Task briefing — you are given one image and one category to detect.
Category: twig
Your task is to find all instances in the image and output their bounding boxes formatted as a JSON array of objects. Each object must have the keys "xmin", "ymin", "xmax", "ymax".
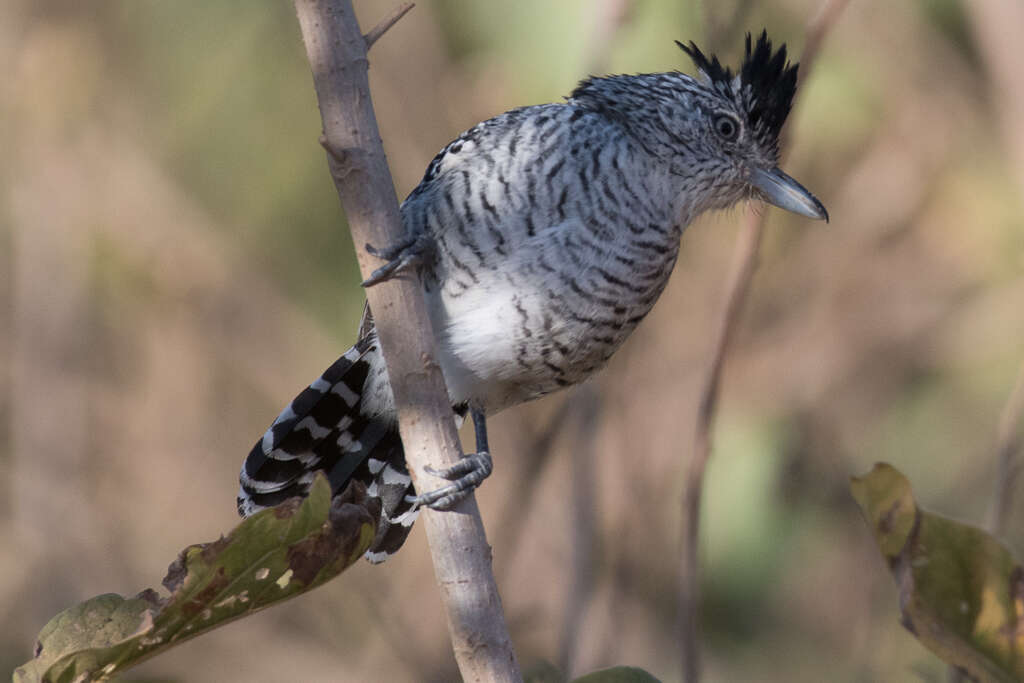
[
  {"xmin": 557, "ymin": 388, "xmax": 602, "ymax": 675},
  {"xmin": 679, "ymin": 3, "xmax": 849, "ymax": 681},
  {"xmin": 291, "ymin": 2, "xmax": 521, "ymax": 681},
  {"xmin": 556, "ymin": 5, "xmax": 634, "ymax": 675},
  {"xmin": 363, "ymin": 2, "xmax": 414, "ymax": 50},
  {"xmin": 679, "ymin": 204, "xmax": 763, "ymax": 683},
  {"xmin": 704, "ymin": 0, "xmax": 756, "ymax": 53},
  {"xmin": 988, "ymin": 361, "xmax": 1024, "ymax": 536}
]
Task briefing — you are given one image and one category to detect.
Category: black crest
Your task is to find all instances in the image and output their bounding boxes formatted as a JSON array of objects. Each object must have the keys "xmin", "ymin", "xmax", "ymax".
[{"xmin": 677, "ymin": 30, "xmax": 799, "ymax": 148}]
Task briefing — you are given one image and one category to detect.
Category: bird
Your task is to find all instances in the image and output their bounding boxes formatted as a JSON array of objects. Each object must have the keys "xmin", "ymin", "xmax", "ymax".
[{"xmin": 237, "ymin": 30, "xmax": 828, "ymax": 563}]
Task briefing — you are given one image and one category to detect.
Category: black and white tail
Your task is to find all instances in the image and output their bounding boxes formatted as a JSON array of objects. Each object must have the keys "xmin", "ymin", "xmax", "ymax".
[{"xmin": 237, "ymin": 332, "xmax": 420, "ymax": 563}]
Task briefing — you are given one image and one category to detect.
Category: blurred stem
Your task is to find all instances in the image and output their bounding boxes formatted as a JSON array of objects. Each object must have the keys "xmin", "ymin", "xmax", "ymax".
[
  {"xmin": 291, "ymin": 2, "xmax": 520, "ymax": 680},
  {"xmin": 581, "ymin": 0, "xmax": 635, "ymax": 74},
  {"xmin": 679, "ymin": 1, "xmax": 848, "ymax": 681},
  {"xmin": 558, "ymin": 4, "xmax": 634, "ymax": 677},
  {"xmin": 703, "ymin": 0, "xmax": 755, "ymax": 51},
  {"xmin": 987, "ymin": 362, "xmax": 1024, "ymax": 536}
]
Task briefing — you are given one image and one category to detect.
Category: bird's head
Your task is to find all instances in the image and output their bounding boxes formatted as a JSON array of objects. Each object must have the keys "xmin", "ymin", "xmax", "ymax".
[
  {"xmin": 672, "ymin": 30, "xmax": 828, "ymax": 222},
  {"xmin": 571, "ymin": 30, "xmax": 828, "ymax": 222}
]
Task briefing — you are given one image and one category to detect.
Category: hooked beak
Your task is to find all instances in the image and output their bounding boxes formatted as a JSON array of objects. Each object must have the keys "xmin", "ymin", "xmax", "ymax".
[{"xmin": 748, "ymin": 166, "xmax": 829, "ymax": 222}]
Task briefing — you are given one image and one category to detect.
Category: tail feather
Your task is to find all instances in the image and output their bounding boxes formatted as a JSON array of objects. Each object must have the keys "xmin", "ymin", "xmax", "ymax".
[
  {"xmin": 238, "ymin": 342, "xmax": 372, "ymax": 507},
  {"xmin": 237, "ymin": 334, "xmax": 418, "ymax": 562}
]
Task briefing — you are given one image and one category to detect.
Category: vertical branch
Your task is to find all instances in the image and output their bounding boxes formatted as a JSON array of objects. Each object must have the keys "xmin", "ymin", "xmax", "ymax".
[
  {"xmin": 679, "ymin": 203, "xmax": 763, "ymax": 683},
  {"xmin": 679, "ymin": 2, "xmax": 849, "ymax": 681},
  {"xmin": 290, "ymin": 2, "xmax": 520, "ymax": 680},
  {"xmin": 967, "ymin": 0, "xmax": 1024, "ymax": 542},
  {"xmin": 494, "ymin": 397, "xmax": 572, "ymax": 572}
]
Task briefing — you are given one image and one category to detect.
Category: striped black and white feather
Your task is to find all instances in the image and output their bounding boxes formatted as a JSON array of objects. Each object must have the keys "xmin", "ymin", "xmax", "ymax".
[{"xmin": 237, "ymin": 327, "xmax": 419, "ymax": 562}]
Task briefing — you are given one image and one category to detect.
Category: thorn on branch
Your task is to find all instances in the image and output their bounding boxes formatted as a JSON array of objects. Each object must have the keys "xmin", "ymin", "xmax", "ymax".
[
  {"xmin": 319, "ymin": 135, "xmax": 368, "ymax": 180},
  {"xmin": 319, "ymin": 133, "xmax": 342, "ymax": 160},
  {"xmin": 363, "ymin": 2, "xmax": 415, "ymax": 51}
]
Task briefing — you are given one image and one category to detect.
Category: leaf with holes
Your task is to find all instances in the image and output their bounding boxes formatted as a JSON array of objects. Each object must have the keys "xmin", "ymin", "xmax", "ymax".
[
  {"xmin": 14, "ymin": 474, "xmax": 378, "ymax": 683},
  {"xmin": 852, "ymin": 463, "xmax": 1024, "ymax": 682}
]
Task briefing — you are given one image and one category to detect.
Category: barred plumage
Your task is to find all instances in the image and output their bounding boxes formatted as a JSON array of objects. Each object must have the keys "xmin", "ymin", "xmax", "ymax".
[{"xmin": 238, "ymin": 31, "xmax": 827, "ymax": 562}]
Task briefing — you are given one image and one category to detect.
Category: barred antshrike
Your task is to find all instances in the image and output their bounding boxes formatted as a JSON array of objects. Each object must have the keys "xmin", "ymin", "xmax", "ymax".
[{"xmin": 238, "ymin": 31, "xmax": 827, "ymax": 562}]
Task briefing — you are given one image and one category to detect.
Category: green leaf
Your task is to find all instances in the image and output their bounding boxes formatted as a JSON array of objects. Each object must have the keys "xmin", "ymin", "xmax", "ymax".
[
  {"xmin": 852, "ymin": 463, "xmax": 1024, "ymax": 682},
  {"xmin": 14, "ymin": 474, "xmax": 378, "ymax": 683},
  {"xmin": 571, "ymin": 666, "xmax": 662, "ymax": 683},
  {"xmin": 523, "ymin": 659, "xmax": 566, "ymax": 683}
]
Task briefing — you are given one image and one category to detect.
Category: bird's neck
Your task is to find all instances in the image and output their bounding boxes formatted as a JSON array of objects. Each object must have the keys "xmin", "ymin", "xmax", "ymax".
[{"xmin": 573, "ymin": 74, "xmax": 721, "ymax": 231}]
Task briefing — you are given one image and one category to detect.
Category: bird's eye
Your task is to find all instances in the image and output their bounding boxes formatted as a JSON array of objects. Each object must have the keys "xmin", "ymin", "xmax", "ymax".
[{"xmin": 714, "ymin": 114, "xmax": 739, "ymax": 141}]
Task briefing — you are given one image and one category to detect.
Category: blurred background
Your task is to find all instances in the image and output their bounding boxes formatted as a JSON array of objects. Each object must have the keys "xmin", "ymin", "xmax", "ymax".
[{"xmin": 3, "ymin": 0, "xmax": 1024, "ymax": 680}]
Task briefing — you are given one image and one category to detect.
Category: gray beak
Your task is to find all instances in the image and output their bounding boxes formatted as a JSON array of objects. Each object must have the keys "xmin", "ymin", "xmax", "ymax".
[{"xmin": 748, "ymin": 167, "xmax": 829, "ymax": 222}]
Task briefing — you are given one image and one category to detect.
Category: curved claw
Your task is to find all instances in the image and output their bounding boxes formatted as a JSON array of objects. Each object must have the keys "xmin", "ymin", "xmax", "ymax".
[
  {"xmin": 361, "ymin": 233, "xmax": 432, "ymax": 287},
  {"xmin": 410, "ymin": 451, "xmax": 493, "ymax": 511}
]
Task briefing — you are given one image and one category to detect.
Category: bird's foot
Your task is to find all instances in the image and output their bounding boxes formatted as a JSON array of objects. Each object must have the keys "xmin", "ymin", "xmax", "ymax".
[
  {"xmin": 407, "ymin": 451, "xmax": 493, "ymax": 511},
  {"xmin": 362, "ymin": 233, "xmax": 432, "ymax": 287}
]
